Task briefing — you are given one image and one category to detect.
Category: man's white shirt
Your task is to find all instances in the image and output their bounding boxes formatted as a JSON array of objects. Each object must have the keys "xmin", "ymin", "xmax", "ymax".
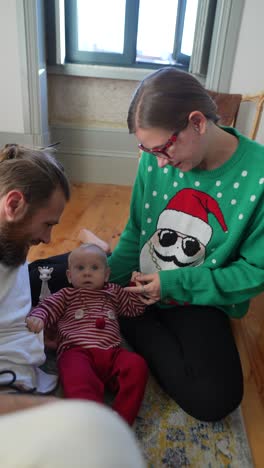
[{"xmin": 0, "ymin": 262, "xmax": 57, "ymax": 392}]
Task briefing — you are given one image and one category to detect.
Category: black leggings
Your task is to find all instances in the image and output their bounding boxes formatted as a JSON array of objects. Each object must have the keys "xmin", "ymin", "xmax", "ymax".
[
  {"xmin": 29, "ymin": 254, "xmax": 243, "ymax": 422},
  {"xmin": 119, "ymin": 305, "xmax": 243, "ymax": 422}
]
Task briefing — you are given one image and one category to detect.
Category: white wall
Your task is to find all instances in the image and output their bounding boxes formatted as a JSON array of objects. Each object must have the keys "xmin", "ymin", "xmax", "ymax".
[
  {"xmin": 230, "ymin": 0, "xmax": 264, "ymax": 143},
  {"xmin": 230, "ymin": 0, "xmax": 264, "ymax": 94},
  {"xmin": 0, "ymin": 0, "xmax": 49, "ymax": 146},
  {"xmin": 0, "ymin": 0, "xmax": 24, "ymax": 133}
]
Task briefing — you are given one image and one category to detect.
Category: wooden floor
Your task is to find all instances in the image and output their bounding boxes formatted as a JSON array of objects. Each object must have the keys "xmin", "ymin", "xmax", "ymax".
[{"xmin": 29, "ymin": 183, "xmax": 264, "ymax": 467}]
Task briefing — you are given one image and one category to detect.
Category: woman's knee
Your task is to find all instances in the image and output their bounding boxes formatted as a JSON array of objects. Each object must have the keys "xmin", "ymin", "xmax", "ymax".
[
  {"xmin": 164, "ymin": 374, "xmax": 244, "ymax": 422},
  {"xmin": 187, "ymin": 384, "xmax": 243, "ymax": 422}
]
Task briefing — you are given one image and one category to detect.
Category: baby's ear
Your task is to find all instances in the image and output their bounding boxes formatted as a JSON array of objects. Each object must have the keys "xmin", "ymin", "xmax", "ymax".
[
  {"xmin": 104, "ymin": 267, "xmax": 111, "ymax": 283},
  {"xmin": 66, "ymin": 269, "xmax": 72, "ymax": 284}
]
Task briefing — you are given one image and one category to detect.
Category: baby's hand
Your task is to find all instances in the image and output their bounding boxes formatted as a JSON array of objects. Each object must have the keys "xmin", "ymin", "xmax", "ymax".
[
  {"xmin": 26, "ymin": 317, "xmax": 44, "ymax": 333},
  {"xmin": 130, "ymin": 271, "xmax": 141, "ymax": 284}
]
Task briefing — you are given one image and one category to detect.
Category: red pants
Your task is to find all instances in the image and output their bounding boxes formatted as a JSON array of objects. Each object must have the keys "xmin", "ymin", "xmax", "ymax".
[{"xmin": 57, "ymin": 346, "xmax": 148, "ymax": 425}]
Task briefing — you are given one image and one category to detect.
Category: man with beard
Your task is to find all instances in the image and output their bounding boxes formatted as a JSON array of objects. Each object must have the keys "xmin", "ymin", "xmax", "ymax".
[
  {"xmin": 0, "ymin": 144, "xmax": 146, "ymax": 468},
  {"xmin": 0, "ymin": 143, "xmax": 70, "ymax": 393}
]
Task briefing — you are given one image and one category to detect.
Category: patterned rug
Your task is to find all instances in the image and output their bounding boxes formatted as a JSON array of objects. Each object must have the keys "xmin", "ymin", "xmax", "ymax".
[
  {"xmin": 134, "ymin": 376, "xmax": 253, "ymax": 467},
  {"xmin": 42, "ymin": 350, "xmax": 253, "ymax": 468}
]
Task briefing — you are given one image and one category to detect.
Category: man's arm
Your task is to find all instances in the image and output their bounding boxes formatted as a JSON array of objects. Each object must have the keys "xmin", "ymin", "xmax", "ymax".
[{"xmin": 0, "ymin": 394, "xmax": 57, "ymax": 415}]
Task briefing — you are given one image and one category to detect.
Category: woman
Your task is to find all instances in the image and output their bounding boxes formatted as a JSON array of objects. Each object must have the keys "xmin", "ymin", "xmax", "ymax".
[{"xmin": 30, "ymin": 67, "xmax": 264, "ymax": 421}]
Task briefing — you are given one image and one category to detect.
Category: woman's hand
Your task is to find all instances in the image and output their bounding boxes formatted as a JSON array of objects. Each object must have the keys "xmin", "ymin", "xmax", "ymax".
[
  {"xmin": 125, "ymin": 272, "xmax": 161, "ymax": 305},
  {"xmin": 26, "ymin": 317, "xmax": 44, "ymax": 333}
]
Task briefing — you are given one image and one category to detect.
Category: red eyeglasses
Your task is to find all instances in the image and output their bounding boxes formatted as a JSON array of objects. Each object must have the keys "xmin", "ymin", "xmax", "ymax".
[{"xmin": 138, "ymin": 131, "xmax": 178, "ymax": 159}]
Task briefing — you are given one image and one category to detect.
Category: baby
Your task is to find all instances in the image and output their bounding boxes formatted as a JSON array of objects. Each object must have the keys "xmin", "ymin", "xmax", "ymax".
[{"xmin": 26, "ymin": 244, "xmax": 148, "ymax": 425}]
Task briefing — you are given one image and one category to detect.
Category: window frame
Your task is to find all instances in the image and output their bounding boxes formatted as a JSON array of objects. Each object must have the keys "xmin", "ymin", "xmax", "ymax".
[
  {"xmin": 45, "ymin": 0, "xmax": 245, "ymax": 93},
  {"xmin": 63, "ymin": 0, "xmax": 191, "ymax": 70}
]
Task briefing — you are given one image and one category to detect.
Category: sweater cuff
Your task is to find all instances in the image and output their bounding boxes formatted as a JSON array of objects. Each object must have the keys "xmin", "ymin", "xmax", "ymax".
[
  {"xmin": 28, "ymin": 309, "xmax": 46, "ymax": 324},
  {"xmin": 159, "ymin": 270, "xmax": 180, "ymax": 302}
]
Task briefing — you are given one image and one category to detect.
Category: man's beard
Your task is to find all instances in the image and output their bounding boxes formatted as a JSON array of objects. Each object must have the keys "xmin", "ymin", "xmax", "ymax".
[{"xmin": 0, "ymin": 218, "xmax": 37, "ymax": 267}]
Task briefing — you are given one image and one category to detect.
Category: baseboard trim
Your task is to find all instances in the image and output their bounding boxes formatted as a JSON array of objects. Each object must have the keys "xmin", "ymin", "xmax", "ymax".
[
  {"xmin": 0, "ymin": 126, "xmax": 139, "ymax": 185},
  {"xmin": 58, "ymin": 153, "xmax": 138, "ymax": 185},
  {"xmin": 0, "ymin": 131, "xmax": 50, "ymax": 147},
  {"xmin": 50, "ymin": 125, "xmax": 139, "ymax": 185}
]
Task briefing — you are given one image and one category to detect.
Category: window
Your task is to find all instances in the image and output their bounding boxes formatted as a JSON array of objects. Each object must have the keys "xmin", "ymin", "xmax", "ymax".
[
  {"xmin": 46, "ymin": 0, "xmax": 216, "ymax": 73},
  {"xmin": 46, "ymin": 0, "xmax": 245, "ymax": 90}
]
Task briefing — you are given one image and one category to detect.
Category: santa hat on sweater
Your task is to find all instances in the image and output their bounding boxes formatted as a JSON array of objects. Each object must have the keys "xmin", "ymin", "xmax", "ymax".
[{"xmin": 157, "ymin": 188, "xmax": 228, "ymax": 246}]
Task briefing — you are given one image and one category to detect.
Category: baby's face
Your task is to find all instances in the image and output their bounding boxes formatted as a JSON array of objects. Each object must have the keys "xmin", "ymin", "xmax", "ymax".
[{"xmin": 67, "ymin": 250, "xmax": 110, "ymax": 290}]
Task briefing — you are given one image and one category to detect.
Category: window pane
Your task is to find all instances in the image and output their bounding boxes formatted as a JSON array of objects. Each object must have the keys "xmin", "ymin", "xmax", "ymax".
[
  {"xmin": 136, "ymin": 0, "xmax": 178, "ymax": 63},
  {"xmin": 181, "ymin": 0, "xmax": 198, "ymax": 56},
  {"xmin": 77, "ymin": 0, "xmax": 126, "ymax": 54}
]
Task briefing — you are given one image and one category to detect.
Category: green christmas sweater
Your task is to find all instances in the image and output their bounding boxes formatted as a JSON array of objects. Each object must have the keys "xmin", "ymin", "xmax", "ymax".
[{"xmin": 109, "ymin": 127, "xmax": 264, "ymax": 318}]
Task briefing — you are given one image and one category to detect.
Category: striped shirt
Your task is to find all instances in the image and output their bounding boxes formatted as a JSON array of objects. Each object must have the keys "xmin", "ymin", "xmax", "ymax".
[{"xmin": 28, "ymin": 284, "xmax": 145, "ymax": 357}]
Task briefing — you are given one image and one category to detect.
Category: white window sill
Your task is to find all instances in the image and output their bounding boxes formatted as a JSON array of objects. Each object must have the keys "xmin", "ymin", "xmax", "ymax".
[{"xmin": 47, "ymin": 63, "xmax": 154, "ymax": 81}]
